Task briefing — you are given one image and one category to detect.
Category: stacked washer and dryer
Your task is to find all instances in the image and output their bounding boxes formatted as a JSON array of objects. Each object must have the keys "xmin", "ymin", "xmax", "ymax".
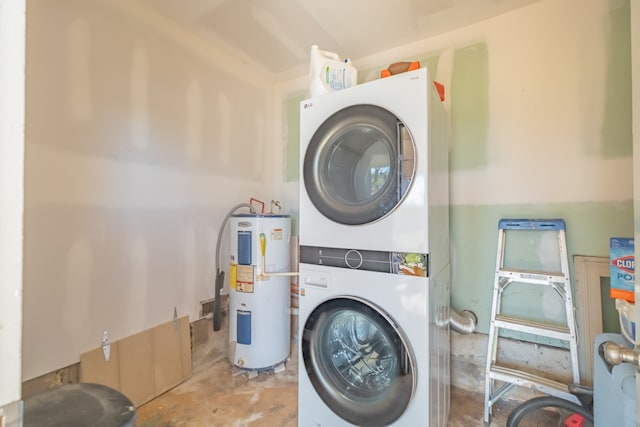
[{"xmin": 298, "ymin": 67, "xmax": 451, "ymax": 427}]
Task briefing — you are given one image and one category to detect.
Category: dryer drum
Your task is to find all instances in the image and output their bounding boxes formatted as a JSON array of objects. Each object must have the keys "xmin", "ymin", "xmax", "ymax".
[
  {"xmin": 302, "ymin": 298, "xmax": 415, "ymax": 426},
  {"xmin": 303, "ymin": 104, "xmax": 416, "ymax": 226}
]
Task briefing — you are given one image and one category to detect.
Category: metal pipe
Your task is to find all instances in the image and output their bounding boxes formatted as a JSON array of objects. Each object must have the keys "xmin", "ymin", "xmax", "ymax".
[
  {"xmin": 260, "ymin": 272, "xmax": 300, "ymax": 277},
  {"xmin": 450, "ymin": 309, "xmax": 477, "ymax": 334},
  {"xmin": 603, "ymin": 341, "xmax": 640, "ymax": 372}
]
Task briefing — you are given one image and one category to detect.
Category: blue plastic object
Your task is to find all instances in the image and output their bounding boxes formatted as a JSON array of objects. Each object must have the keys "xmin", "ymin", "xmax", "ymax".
[
  {"xmin": 238, "ymin": 231, "xmax": 252, "ymax": 265},
  {"xmin": 498, "ymin": 219, "xmax": 565, "ymax": 231}
]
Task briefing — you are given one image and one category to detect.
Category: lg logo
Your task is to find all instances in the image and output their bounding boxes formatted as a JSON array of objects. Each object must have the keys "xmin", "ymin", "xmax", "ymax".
[{"xmin": 303, "ymin": 102, "xmax": 313, "ymax": 109}]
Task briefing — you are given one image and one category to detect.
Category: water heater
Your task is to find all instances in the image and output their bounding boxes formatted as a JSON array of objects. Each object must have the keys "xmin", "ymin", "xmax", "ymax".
[{"xmin": 228, "ymin": 214, "xmax": 291, "ymax": 370}]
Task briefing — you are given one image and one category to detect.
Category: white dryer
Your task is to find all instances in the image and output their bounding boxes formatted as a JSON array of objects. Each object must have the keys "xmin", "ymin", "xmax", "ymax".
[
  {"xmin": 298, "ymin": 68, "xmax": 451, "ymax": 426},
  {"xmin": 299, "ymin": 67, "xmax": 449, "ymax": 270},
  {"xmin": 297, "ymin": 261, "xmax": 450, "ymax": 427}
]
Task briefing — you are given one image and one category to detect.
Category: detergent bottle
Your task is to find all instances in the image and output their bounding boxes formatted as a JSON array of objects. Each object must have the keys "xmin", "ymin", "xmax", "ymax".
[{"xmin": 308, "ymin": 45, "xmax": 358, "ymax": 98}]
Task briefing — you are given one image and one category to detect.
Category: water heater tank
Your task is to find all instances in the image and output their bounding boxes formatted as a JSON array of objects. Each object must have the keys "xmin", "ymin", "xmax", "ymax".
[{"xmin": 228, "ymin": 214, "xmax": 291, "ymax": 370}]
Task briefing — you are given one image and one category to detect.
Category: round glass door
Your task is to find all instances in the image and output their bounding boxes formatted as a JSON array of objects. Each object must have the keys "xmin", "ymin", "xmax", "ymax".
[
  {"xmin": 302, "ymin": 298, "xmax": 415, "ymax": 426},
  {"xmin": 303, "ymin": 105, "xmax": 416, "ymax": 225}
]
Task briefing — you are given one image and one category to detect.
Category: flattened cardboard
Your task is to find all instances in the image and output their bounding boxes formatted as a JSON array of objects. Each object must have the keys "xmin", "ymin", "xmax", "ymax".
[
  {"xmin": 180, "ymin": 317, "xmax": 192, "ymax": 379},
  {"xmin": 79, "ymin": 341, "xmax": 121, "ymax": 390},
  {"xmin": 78, "ymin": 316, "xmax": 192, "ymax": 408},
  {"xmin": 152, "ymin": 319, "xmax": 183, "ymax": 395},
  {"xmin": 119, "ymin": 329, "xmax": 155, "ymax": 406}
]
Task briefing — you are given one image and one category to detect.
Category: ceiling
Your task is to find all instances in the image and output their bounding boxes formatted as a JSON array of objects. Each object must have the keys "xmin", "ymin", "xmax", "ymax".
[{"xmin": 142, "ymin": 0, "xmax": 541, "ymax": 79}]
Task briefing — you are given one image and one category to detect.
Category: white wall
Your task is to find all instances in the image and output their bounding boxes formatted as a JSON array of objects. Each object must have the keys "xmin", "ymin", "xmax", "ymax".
[
  {"xmin": 0, "ymin": 0, "xmax": 26, "ymax": 408},
  {"xmin": 22, "ymin": 0, "xmax": 283, "ymax": 380}
]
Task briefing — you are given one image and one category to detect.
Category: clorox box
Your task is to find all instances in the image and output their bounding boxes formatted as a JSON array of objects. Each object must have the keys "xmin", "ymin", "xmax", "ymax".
[{"xmin": 610, "ymin": 237, "xmax": 635, "ymax": 302}]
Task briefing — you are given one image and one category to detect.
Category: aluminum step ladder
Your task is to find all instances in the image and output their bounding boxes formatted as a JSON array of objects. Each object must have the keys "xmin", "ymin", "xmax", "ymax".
[{"xmin": 483, "ymin": 219, "xmax": 581, "ymax": 425}]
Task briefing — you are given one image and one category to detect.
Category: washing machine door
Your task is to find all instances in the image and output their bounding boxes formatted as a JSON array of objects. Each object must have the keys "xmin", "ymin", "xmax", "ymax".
[
  {"xmin": 303, "ymin": 105, "xmax": 416, "ymax": 225},
  {"xmin": 302, "ymin": 297, "xmax": 415, "ymax": 426}
]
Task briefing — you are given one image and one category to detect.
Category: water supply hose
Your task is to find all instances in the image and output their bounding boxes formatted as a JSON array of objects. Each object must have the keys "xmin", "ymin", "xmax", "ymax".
[
  {"xmin": 213, "ymin": 202, "xmax": 255, "ymax": 331},
  {"xmin": 506, "ymin": 396, "xmax": 593, "ymax": 426}
]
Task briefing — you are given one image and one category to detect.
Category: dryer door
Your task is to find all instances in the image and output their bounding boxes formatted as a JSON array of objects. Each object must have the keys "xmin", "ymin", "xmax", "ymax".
[
  {"xmin": 303, "ymin": 105, "xmax": 416, "ymax": 225},
  {"xmin": 302, "ymin": 297, "xmax": 415, "ymax": 426}
]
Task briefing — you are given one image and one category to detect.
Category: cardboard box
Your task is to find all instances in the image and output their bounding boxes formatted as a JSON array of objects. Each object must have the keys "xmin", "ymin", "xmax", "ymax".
[{"xmin": 610, "ymin": 237, "xmax": 635, "ymax": 302}]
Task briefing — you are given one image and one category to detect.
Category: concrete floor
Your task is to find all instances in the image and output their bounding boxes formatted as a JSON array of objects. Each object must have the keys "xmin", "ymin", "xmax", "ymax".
[
  {"xmin": 135, "ymin": 318, "xmax": 563, "ymax": 427},
  {"xmin": 134, "ymin": 356, "xmax": 551, "ymax": 427}
]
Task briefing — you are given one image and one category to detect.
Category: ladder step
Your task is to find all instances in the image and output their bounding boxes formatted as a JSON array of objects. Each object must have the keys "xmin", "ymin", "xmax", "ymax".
[
  {"xmin": 494, "ymin": 315, "xmax": 572, "ymax": 340},
  {"xmin": 498, "ymin": 219, "xmax": 565, "ymax": 231},
  {"xmin": 498, "ymin": 268, "xmax": 566, "ymax": 284},
  {"xmin": 488, "ymin": 365, "xmax": 580, "ymax": 405}
]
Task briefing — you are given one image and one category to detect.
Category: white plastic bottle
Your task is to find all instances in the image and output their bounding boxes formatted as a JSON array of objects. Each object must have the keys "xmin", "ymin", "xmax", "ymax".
[{"xmin": 308, "ymin": 45, "xmax": 357, "ymax": 98}]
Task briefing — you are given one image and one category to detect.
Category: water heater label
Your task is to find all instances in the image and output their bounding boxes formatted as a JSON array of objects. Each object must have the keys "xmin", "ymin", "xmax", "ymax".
[
  {"xmin": 271, "ymin": 228, "xmax": 284, "ymax": 241},
  {"xmin": 236, "ymin": 264, "xmax": 254, "ymax": 292}
]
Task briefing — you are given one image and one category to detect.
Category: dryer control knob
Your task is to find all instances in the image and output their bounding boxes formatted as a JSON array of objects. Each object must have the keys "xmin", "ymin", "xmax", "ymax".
[{"xmin": 345, "ymin": 250, "xmax": 363, "ymax": 269}]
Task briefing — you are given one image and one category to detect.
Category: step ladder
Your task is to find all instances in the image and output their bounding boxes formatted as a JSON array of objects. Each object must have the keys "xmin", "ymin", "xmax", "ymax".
[{"xmin": 483, "ymin": 219, "xmax": 581, "ymax": 425}]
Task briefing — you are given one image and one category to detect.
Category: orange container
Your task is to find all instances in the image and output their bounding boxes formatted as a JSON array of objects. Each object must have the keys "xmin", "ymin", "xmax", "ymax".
[
  {"xmin": 381, "ymin": 61, "xmax": 445, "ymax": 101},
  {"xmin": 380, "ymin": 61, "xmax": 420, "ymax": 78}
]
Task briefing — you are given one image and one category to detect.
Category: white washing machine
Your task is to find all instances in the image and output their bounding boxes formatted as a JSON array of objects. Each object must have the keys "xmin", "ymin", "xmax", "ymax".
[
  {"xmin": 299, "ymin": 67, "xmax": 449, "ymax": 271},
  {"xmin": 298, "ymin": 68, "xmax": 451, "ymax": 426},
  {"xmin": 297, "ymin": 262, "xmax": 450, "ymax": 427}
]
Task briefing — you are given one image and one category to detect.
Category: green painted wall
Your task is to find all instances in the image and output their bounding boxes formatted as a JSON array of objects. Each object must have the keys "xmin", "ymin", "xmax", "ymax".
[
  {"xmin": 284, "ymin": 91, "xmax": 306, "ymax": 182},
  {"xmin": 601, "ymin": 0, "xmax": 632, "ymax": 158},
  {"xmin": 451, "ymin": 43, "xmax": 489, "ymax": 170},
  {"xmin": 451, "ymin": 201, "xmax": 633, "ymax": 334}
]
